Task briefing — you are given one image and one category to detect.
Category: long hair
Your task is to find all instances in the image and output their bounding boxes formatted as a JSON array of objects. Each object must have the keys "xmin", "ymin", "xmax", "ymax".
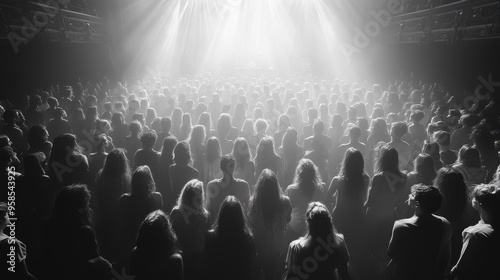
[
  {"xmin": 189, "ymin": 125, "xmax": 206, "ymax": 147},
  {"xmin": 293, "ymin": 159, "xmax": 323, "ymax": 198},
  {"xmin": 49, "ymin": 134, "xmax": 81, "ymax": 164},
  {"xmin": 51, "ymin": 184, "xmax": 92, "ymax": 229},
  {"xmin": 173, "ymin": 141, "xmax": 191, "ymax": 166},
  {"xmin": 281, "ymin": 128, "xmax": 299, "ymax": 159},
  {"xmin": 198, "ymin": 112, "xmax": 212, "ymax": 134},
  {"xmin": 338, "ymin": 148, "xmax": 366, "ymax": 195},
  {"xmin": 176, "ymin": 179, "xmax": 209, "ymax": 219},
  {"xmin": 136, "ymin": 210, "xmax": 179, "ymax": 258},
  {"xmin": 375, "ymin": 144, "xmax": 402, "ymax": 177},
  {"xmin": 305, "ymin": 202, "xmax": 339, "ymax": 245},
  {"xmin": 180, "ymin": 113, "xmax": 192, "ymax": 137},
  {"xmin": 28, "ymin": 124, "xmax": 48, "ymax": 148},
  {"xmin": 248, "ymin": 169, "xmax": 282, "ymax": 227},
  {"xmin": 434, "ymin": 167, "xmax": 468, "ymax": 216},
  {"xmin": 161, "ymin": 136, "xmax": 178, "ymax": 166},
  {"xmin": 254, "ymin": 136, "xmax": 278, "ymax": 164},
  {"xmin": 414, "ymin": 153, "xmax": 436, "ymax": 185},
  {"xmin": 99, "ymin": 148, "xmax": 131, "ymax": 194},
  {"xmin": 213, "ymin": 196, "xmax": 251, "ymax": 237},
  {"xmin": 456, "ymin": 145, "xmax": 482, "ymax": 168},
  {"xmin": 205, "ymin": 137, "xmax": 221, "ymax": 163},
  {"xmin": 232, "ymin": 137, "xmax": 251, "ymax": 167},
  {"xmin": 131, "ymin": 166, "xmax": 156, "ymax": 198}
]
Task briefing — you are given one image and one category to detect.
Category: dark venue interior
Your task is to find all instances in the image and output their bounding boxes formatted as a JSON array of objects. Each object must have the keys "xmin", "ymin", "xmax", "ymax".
[{"xmin": 1, "ymin": 1, "xmax": 499, "ymax": 280}]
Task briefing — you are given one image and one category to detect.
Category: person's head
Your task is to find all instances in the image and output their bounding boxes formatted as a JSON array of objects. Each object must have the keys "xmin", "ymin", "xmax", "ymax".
[
  {"xmin": 255, "ymin": 136, "xmax": 276, "ymax": 160},
  {"xmin": 370, "ymin": 118, "xmax": 389, "ymax": 139},
  {"xmin": 339, "ymin": 147, "xmax": 364, "ymax": 180},
  {"xmin": 50, "ymin": 134, "xmax": 80, "ymax": 162},
  {"xmin": 408, "ymin": 184, "xmax": 442, "ymax": 214},
  {"xmin": 277, "ymin": 114, "xmax": 291, "ymax": 132},
  {"xmin": 131, "ymin": 165, "xmax": 156, "ymax": 197},
  {"xmin": 3, "ymin": 110, "xmax": 18, "ymax": 124},
  {"xmin": 101, "ymin": 149, "xmax": 131, "ymax": 190},
  {"xmin": 0, "ymin": 146, "xmax": 16, "ymax": 169},
  {"xmin": 104, "ymin": 102, "xmax": 112, "ymax": 112},
  {"xmin": 205, "ymin": 136, "xmax": 222, "ymax": 163},
  {"xmin": 249, "ymin": 169, "xmax": 282, "ymax": 223},
  {"xmin": 111, "ymin": 112, "xmax": 125, "ymax": 127},
  {"xmin": 136, "ymin": 210, "xmax": 178, "ymax": 257},
  {"xmin": 132, "ymin": 113, "xmax": 145, "ymax": 126},
  {"xmin": 176, "ymin": 179, "xmax": 207, "ymax": 216},
  {"xmin": 390, "ymin": 121, "xmax": 408, "ymax": 139},
  {"xmin": 313, "ymin": 120, "xmax": 325, "ymax": 135},
  {"xmin": 307, "ymin": 108, "xmax": 318, "ymax": 123},
  {"xmin": 52, "ymin": 184, "xmax": 92, "ymax": 227},
  {"xmin": 173, "ymin": 141, "xmax": 191, "ymax": 166},
  {"xmin": 457, "ymin": 145, "xmax": 482, "ymax": 168},
  {"xmin": 254, "ymin": 118, "xmax": 268, "ymax": 134},
  {"xmin": 375, "ymin": 144, "xmax": 400, "ymax": 175},
  {"xmin": 129, "ymin": 121, "xmax": 143, "ymax": 137},
  {"xmin": 433, "ymin": 130, "xmax": 451, "ymax": 148},
  {"xmin": 160, "ymin": 117, "xmax": 172, "ymax": 133},
  {"xmin": 434, "ymin": 167, "xmax": 468, "ymax": 215},
  {"xmin": 217, "ymin": 113, "xmax": 232, "ymax": 138},
  {"xmin": 357, "ymin": 117, "xmax": 369, "ymax": 131},
  {"xmin": 471, "ymin": 184, "xmax": 500, "ymax": 221},
  {"xmin": 232, "ymin": 137, "xmax": 251, "ymax": 166},
  {"xmin": 220, "ymin": 155, "xmax": 235, "ymax": 176},
  {"xmin": 347, "ymin": 106, "xmax": 358, "ymax": 120},
  {"xmin": 410, "ymin": 110, "xmax": 425, "ymax": 123},
  {"xmin": 331, "ymin": 114, "xmax": 343, "ymax": 129},
  {"xmin": 422, "ymin": 141, "xmax": 440, "ymax": 161},
  {"xmin": 348, "ymin": 125, "xmax": 361, "ymax": 141},
  {"xmin": 294, "ymin": 159, "xmax": 322, "ymax": 194},
  {"xmin": 459, "ymin": 114, "xmax": 480, "ymax": 128},
  {"xmin": 161, "ymin": 136, "xmax": 178, "ymax": 160},
  {"xmin": 189, "ymin": 125, "xmax": 206, "ymax": 145},
  {"xmin": 29, "ymin": 95, "xmax": 42, "ymax": 108},
  {"xmin": 171, "ymin": 108, "xmax": 183, "ymax": 126},
  {"xmin": 305, "ymin": 202, "xmax": 338, "ymax": 241},
  {"xmin": 146, "ymin": 108, "xmax": 157, "ymax": 126},
  {"xmin": 282, "ymin": 127, "xmax": 298, "ymax": 149},
  {"xmin": 213, "ymin": 196, "xmax": 249, "ymax": 236},
  {"xmin": 413, "ymin": 153, "xmax": 436, "ymax": 184},
  {"xmin": 141, "ymin": 130, "xmax": 157, "ymax": 149},
  {"xmin": 241, "ymin": 119, "xmax": 254, "ymax": 136},
  {"xmin": 47, "ymin": 97, "xmax": 58, "ymax": 108},
  {"xmin": 28, "ymin": 124, "xmax": 49, "ymax": 147}
]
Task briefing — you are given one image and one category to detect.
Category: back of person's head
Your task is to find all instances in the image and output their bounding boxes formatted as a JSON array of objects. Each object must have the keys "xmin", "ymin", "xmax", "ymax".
[
  {"xmin": 460, "ymin": 114, "xmax": 479, "ymax": 128},
  {"xmin": 205, "ymin": 137, "xmax": 222, "ymax": 163},
  {"xmin": 102, "ymin": 148, "xmax": 131, "ymax": 184},
  {"xmin": 347, "ymin": 106, "xmax": 358, "ymax": 119},
  {"xmin": 217, "ymin": 113, "xmax": 231, "ymax": 137},
  {"xmin": 190, "ymin": 125, "xmax": 206, "ymax": 145},
  {"xmin": 282, "ymin": 128, "xmax": 298, "ymax": 149},
  {"xmin": 254, "ymin": 118, "xmax": 268, "ymax": 134},
  {"xmin": 410, "ymin": 184, "xmax": 442, "ymax": 214},
  {"xmin": 173, "ymin": 141, "xmax": 191, "ymax": 166},
  {"xmin": 391, "ymin": 121, "xmax": 408, "ymax": 139},
  {"xmin": 141, "ymin": 130, "xmax": 157, "ymax": 148},
  {"xmin": 47, "ymin": 97, "xmax": 58, "ymax": 108},
  {"xmin": 29, "ymin": 95, "xmax": 42, "ymax": 108},
  {"xmin": 423, "ymin": 141, "xmax": 440, "ymax": 159},
  {"xmin": 232, "ymin": 137, "xmax": 251, "ymax": 166},
  {"xmin": 313, "ymin": 120, "xmax": 325, "ymax": 135},
  {"xmin": 111, "ymin": 112, "xmax": 125, "ymax": 127},
  {"xmin": 3, "ymin": 110, "xmax": 18, "ymax": 124},
  {"xmin": 50, "ymin": 133, "xmax": 79, "ymax": 162},
  {"xmin": 28, "ymin": 124, "xmax": 48, "ymax": 146},
  {"xmin": 433, "ymin": 130, "xmax": 451, "ymax": 147},
  {"xmin": 136, "ymin": 210, "xmax": 178, "ymax": 257},
  {"xmin": 331, "ymin": 114, "xmax": 343, "ymax": 128},
  {"xmin": 177, "ymin": 179, "xmax": 207, "ymax": 216},
  {"xmin": 294, "ymin": 159, "xmax": 322, "ymax": 195},
  {"xmin": 339, "ymin": 148, "xmax": 364, "ymax": 181},
  {"xmin": 375, "ymin": 144, "xmax": 400, "ymax": 175},
  {"xmin": 0, "ymin": 146, "xmax": 15, "ymax": 168},
  {"xmin": 457, "ymin": 145, "xmax": 482, "ymax": 168},
  {"xmin": 308, "ymin": 108, "xmax": 318, "ymax": 121},
  {"xmin": 160, "ymin": 117, "xmax": 172, "ymax": 132},
  {"xmin": 357, "ymin": 117, "xmax": 369, "ymax": 131},
  {"xmin": 129, "ymin": 121, "xmax": 143, "ymax": 136},
  {"xmin": 410, "ymin": 110, "xmax": 425, "ymax": 123},
  {"xmin": 104, "ymin": 102, "xmax": 112, "ymax": 112},
  {"xmin": 414, "ymin": 153, "xmax": 436, "ymax": 184},
  {"xmin": 53, "ymin": 107, "xmax": 66, "ymax": 119},
  {"xmin": 132, "ymin": 113, "xmax": 145, "ymax": 125},
  {"xmin": 214, "ymin": 196, "xmax": 249, "ymax": 236},
  {"xmin": 52, "ymin": 184, "xmax": 91, "ymax": 227},
  {"xmin": 434, "ymin": 167, "xmax": 468, "ymax": 214},
  {"xmin": 250, "ymin": 169, "xmax": 282, "ymax": 224},
  {"xmin": 131, "ymin": 165, "xmax": 156, "ymax": 197},
  {"xmin": 305, "ymin": 202, "xmax": 338, "ymax": 242},
  {"xmin": 348, "ymin": 125, "xmax": 361, "ymax": 141},
  {"xmin": 220, "ymin": 154, "xmax": 235, "ymax": 175},
  {"xmin": 255, "ymin": 136, "xmax": 276, "ymax": 161},
  {"xmin": 472, "ymin": 184, "xmax": 500, "ymax": 219}
]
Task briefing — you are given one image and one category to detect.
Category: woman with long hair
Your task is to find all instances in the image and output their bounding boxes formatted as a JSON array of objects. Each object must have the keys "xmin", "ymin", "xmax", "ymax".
[
  {"xmin": 232, "ymin": 103, "xmax": 247, "ymax": 131},
  {"xmin": 27, "ymin": 124, "xmax": 52, "ymax": 162},
  {"xmin": 189, "ymin": 125, "xmax": 206, "ymax": 179},
  {"xmin": 273, "ymin": 114, "xmax": 291, "ymax": 149},
  {"xmin": 169, "ymin": 141, "xmax": 199, "ymax": 206},
  {"xmin": 285, "ymin": 202, "xmax": 351, "ymax": 280},
  {"xmin": 254, "ymin": 136, "xmax": 283, "ymax": 184},
  {"xmin": 170, "ymin": 108, "xmax": 183, "ymax": 139},
  {"xmin": 159, "ymin": 136, "xmax": 178, "ymax": 207},
  {"xmin": 278, "ymin": 128, "xmax": 304, "ymax": 188},
  {"xmin": 422, "ymin": 141, "xmax": 444, "ymax": 171},
  {"xmin": 433, "ymin": 167, "xmax": 470, "ymax": 265},
  {"xmin": 232, "ymin": 137, "xmax": 256, "ymax": 187},
  {"xmin": 120, "ymin": 166, "xmax": 163, "ymax": 250},
  {"xmin": 452, "ymin": 145, "xmax": 487, "ymax": 188},
  {"xmin": 202, "ymin": 137, "xmax": 223, "ymax": 185},
  {"xmin": 205, "ymin": 196, "xmax": 255, "ymax": 280},
  {"xmin": 198, "ymin": 112, "xmax": 215, "ymax": 141},
  {"xmin": 41, "ymin": 184, "xmax": 109, "ymax": 280},
  {"xmin": 48, "ymin": 133, "xmax": 88, "ymax": 189},
  {"xmin": 365, "ymin": 144, "xmax": 407, "ymax": 264},
  {"xmin": 179, "ymin": 113, "xmax": 192, "ymax": 141},
  {"xmin": 328, "ymin": 148, "xmax": 370, "ymax": 245},
  {"xmin": 249, "ymin": 118, "xmax": 268, "ymax": 156},
  {"xmin": 216, "ymin": 113, "xmax": 234, "ymax": 154},
  {"xmin": 239, "ymin": 118, "xmax": 255, "ymax": 143},
  {"xmin": 110, "ymin": 112, "xmax": 129, "ymax": 148},
  {"xmin": 248, "ymin": 169, "xmax": 291, "ymax": 280},
  {"xmin": 170, "ymin": 179, "xmax": 210, "ymax": 280},
  {"xmin": 285, "ymin": 159, "xmax": 325, "ymax": 243},
  {"xmin": 130, "ymin": 210, "xmax": 183, "ymax": 280}
]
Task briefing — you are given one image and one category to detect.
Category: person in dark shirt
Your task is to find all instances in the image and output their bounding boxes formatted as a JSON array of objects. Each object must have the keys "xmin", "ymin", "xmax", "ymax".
[
  {"xmin": 205, "ymin": 196, "xmax": 256, "ymax": 280},
  {"xmin": 433, "ymin": 131, "xmax": 457, "ymax": 166},
  {"xmin": 134, "ymin": 130, "xmax": 161, "ymax": 184},
  {"xmin": 387, "ymin": 184, "xmax": 452, "ymax": 280}
]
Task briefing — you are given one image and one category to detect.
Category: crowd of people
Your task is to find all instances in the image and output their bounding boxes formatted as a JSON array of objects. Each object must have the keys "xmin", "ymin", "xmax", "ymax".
[{"xmin": 0, "ymin": 74, "xmax": 499, "ymax": 280}]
